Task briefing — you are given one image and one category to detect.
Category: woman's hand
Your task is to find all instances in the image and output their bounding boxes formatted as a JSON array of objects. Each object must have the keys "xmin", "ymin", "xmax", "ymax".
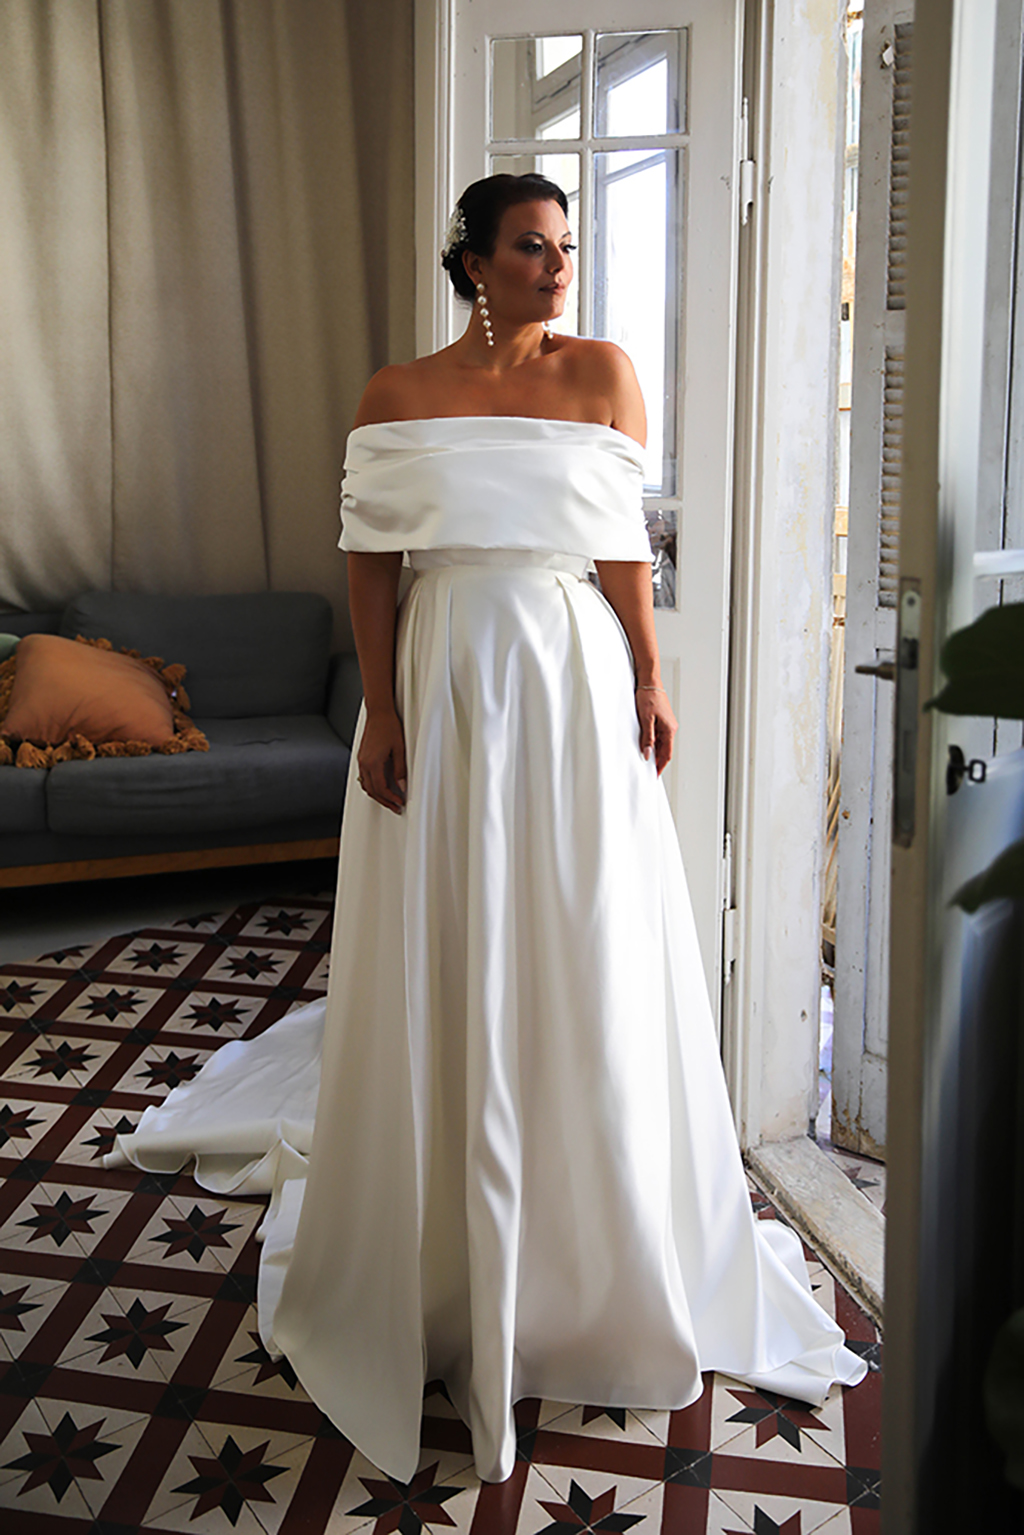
[
  {"xmin": 635, "ymin": 685, "xmax": 677, "ymax": 776},
  {"xmin": 357, "ymin": 709, "xmax": 407, "ymax": 814}
]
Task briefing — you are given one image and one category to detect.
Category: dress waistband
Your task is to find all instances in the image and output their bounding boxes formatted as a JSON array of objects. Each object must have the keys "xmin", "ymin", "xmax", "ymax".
[{"xmin": 408, "ymin": 548, "xmax": 590, "ymax": 578}]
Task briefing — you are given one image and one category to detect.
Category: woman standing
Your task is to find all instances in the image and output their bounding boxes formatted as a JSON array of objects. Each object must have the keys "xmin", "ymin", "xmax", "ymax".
[{"xmin": 111, "ymin": 173, "xmax": 866, "ymax": 1485}]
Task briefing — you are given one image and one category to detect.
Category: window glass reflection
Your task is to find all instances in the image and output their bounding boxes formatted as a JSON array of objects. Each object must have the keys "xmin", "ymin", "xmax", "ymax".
[
  {"xmin": 491, "ymin": 37, "xmax": 582, "ymax": 141},
  {"xmin": 594, "ymin": 31, "xmax": 687, "ymax": 138},
  {"xmin": 593, "ymin": 148, "xmax": 681, "ymax": 496}
]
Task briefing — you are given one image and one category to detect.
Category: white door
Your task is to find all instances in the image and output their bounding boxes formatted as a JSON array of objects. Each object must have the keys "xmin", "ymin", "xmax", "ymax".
[
  {"xmin": 431, "ymin": 0, "xmax": 742, "ymax": 1009},
  {"xmin": 881, "ymin": 0, "xmax": 1024, "ymax": 1525},
  {"xmin": 833, "ymin": 0, "xmax": 915, "ymax": 1161}
]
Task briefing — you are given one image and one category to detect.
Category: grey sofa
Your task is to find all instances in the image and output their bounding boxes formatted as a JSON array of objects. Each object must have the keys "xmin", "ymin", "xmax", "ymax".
[{"xmin": 0, "ymin": 590, "xmax": 362, "ymax": 887}]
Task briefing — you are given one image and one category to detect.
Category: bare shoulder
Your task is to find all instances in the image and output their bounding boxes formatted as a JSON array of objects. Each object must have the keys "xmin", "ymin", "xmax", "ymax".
[
  {"xmin": 352, "ymin": 365, "xmax": 409, "ymax": 429},
  {"xmin": 554, "ymin": 337, "xmax": 645, "ymax": 444}
]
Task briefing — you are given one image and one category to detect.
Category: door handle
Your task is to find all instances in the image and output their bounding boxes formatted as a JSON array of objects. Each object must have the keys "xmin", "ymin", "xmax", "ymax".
[
  {"xmin": 893, "ymin": 581, "xmax": 922, "ymax": 847},
  {"xmin": 855, "ymin": 661, "xmax": 896, "ymax": 681},
  {"xmin": 946, "ymin": 744, "xmax": 988, "ymax": 794}
]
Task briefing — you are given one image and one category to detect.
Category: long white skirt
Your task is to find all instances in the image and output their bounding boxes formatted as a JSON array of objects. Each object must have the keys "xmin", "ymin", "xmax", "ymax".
[{"xmin": 108, "ymin": 549, "xmax": 866, "ymax": 1483}]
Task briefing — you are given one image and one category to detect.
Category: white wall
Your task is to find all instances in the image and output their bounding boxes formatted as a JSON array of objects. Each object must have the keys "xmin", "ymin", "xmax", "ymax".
[{"xmin": 728, "ymin": 0, "xmax": 846, "ymax": 1144}]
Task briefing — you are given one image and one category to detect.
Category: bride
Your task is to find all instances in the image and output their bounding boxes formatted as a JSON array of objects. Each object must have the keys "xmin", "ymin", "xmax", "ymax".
[{"xmin": 108, "ymin": 172, "xmax": 867, "ymax": 1484}]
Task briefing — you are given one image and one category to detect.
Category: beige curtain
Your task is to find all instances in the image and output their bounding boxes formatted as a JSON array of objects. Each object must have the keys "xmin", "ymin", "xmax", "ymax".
[{"xmin": 0, "ymin": 0, "xmax": 415, "ymax": 643}]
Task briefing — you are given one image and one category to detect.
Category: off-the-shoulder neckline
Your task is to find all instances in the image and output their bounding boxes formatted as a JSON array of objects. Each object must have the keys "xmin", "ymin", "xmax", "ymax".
[{"xmin": 348, "ymin": 416, "xmax": 643, "ymax": 450}]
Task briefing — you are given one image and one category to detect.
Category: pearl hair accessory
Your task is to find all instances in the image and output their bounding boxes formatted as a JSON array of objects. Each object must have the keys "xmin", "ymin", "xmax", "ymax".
[
  {"xmin": 476, "ymin": 282, "xmax": 494, "ymax": 347},
  {"xmin": 440, "ymin": 205, "xmax": 468, "ymax": 260}
]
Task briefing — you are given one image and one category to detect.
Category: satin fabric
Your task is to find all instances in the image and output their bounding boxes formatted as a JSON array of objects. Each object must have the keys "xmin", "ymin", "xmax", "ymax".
[{"xmin": 109, "ymin": 419, "xmax": 866, "ymax": 1484}]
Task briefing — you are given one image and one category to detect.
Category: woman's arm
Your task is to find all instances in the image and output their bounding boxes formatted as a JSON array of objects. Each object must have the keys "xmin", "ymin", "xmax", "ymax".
[
  {"xmin": 345, "ymin": 368, "xmax": 415, "ymax": 813},
  {"xmin": 592, "ymin": 345, "xmax": 676, "ymax": 773},
  {"xmin": 347, "ymin": 550, "xmax": 406, "ymax": 813},
  {"xmin": 594, "ymin": 561, "xmax": 677, "ymax": 775}
]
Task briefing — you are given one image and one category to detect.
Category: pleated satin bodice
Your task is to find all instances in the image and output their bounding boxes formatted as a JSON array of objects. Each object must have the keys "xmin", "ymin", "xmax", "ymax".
[{"xmin": 339, "ymin": 416, "xmax": 653, "ymax": 563}]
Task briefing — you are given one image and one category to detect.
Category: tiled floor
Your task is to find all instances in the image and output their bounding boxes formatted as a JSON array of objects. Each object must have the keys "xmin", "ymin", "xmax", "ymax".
[{"xmin": 0, "ymin": 890, "xmax": 881, "ymax": 1532}]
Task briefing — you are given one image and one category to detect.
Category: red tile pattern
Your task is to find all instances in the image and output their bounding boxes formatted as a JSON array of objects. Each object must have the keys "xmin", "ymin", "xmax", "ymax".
[{"xmin": 0, "ymin": 893, "xmax": 881, "ymax": 1532}]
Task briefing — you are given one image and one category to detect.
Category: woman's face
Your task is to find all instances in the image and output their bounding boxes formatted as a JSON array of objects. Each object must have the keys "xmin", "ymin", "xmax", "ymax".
[{"xmin": 467, "ymin": 199, "xmax": 575, "ymax": 326}]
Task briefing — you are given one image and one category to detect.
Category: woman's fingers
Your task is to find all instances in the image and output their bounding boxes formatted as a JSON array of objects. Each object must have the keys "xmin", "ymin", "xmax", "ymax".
[
  {"xmin": 357, "ymin": 714, "xmax": 407, "ymax": 815},
  {"xmin": 365, "ymin": 765, "xmax": 404, "ymax": 813},
  {"xmin": 392, "ymin": 734, "xmax": 408, "ymax": 799},
  {"xmin": 636, "ymin": 690, "xmax": 678, "ymax": 776},
  {"xmin": 359, "ymin": 754, "xmax": 405, "ymax": 813}
]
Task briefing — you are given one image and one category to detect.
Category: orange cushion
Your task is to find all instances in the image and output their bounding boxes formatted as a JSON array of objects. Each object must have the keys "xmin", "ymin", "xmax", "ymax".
[{"xmin": 4, "ymin": 634, "xmax": 175, "ymax": 747}]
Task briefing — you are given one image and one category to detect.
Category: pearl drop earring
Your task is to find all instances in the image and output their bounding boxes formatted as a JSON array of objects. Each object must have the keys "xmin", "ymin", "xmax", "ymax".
[{"xmin": 475, "ymin": 282, "xmax": 494, "ymax": 348}]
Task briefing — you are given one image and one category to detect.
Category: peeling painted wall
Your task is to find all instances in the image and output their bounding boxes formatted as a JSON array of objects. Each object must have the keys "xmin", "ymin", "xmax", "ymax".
[{"xmin": 751, "ymin": 0, "xmax": 847, "ymax": 1140}]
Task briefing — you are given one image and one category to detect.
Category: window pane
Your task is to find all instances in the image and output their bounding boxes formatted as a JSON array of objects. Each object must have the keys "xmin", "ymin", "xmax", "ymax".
[
  {"xmin": 491, "ymin": 36, "xmax": 582, "ymax": 141},
  {"xmin": 592, "ymin": 148, "xmax": 682, "ymax": 496},
  {"xmin": 489, "ymin": 153, "xmax": 580, "ymax": 335},
  {"xmin": 594, "ymin": 31, "xmax": 688, "ymax": 137},
  {"xmin": 646, "ymin": 508, "xmax": 678, "ymax": 610}
]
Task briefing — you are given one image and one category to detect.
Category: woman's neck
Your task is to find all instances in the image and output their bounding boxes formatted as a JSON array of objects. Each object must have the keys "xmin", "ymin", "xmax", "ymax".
[{"xmin": 457, "ymin": 310, "xmax": 550, "ymax": 370}]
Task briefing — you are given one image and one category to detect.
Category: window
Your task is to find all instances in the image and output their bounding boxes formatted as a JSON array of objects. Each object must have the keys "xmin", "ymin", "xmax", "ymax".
[{"xmin": 488, "ymin": 30, "xmax": 689, "ymax": 608}]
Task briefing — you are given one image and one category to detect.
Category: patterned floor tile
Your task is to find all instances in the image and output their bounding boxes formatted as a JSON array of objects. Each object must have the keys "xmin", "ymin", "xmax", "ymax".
[
  {"xmin": 60, "ymin": 981, "xmax": 166, "ymax": 1031},
  {"xmin": 709, "ymin": 1374, "xmax": 847, "ymax": 1468},
  {"xmin": 125, "ymin": 1038, "xmax": 219, "ymax": 1099},
  {"xmin": 234, "ymin": 906, "xmax": 323, "ymax": 943},
  {"xmin": 0, "ymin": 1094, "xmax": 69, "ymax": 1157},
  {"xmin": 121, "ymin": 1192, "xmax": 261, "ymax": 1275},
  {"xmin": 523, "ymin": 1461, "xmax": 664, "ymax": 1533},
  {"xmin": 328, "ymin": 1440, "xmax": 479, "ymax": 1534},
  {"xmin": 0, "ymin": 890, "xmax": 883, "ymax": 1535},
  {"xmin": 70, "ymin": 1285, "xmax": 211, "ymax": 1384},
  {"xmin": 170, "ymin": 911, "xmax": 232, "ymax": 933},
  {"xmin": 153, "ymin": 1422, "xmax": 318, "ymax": 1533},
  {"xmin": 31, "ymin": 1396, "xmax": 154, "ymax": 1517},
  {"xmin": 0, "ymin": 1177, "xmax": 133, "ymax": 1258},
  {"xmin": 2, "ymin": 1030, "xmax": 104, "ymax": 1088},
  {"xmin": 810, "ymin": 1511, "xmax": 857, "ymax": 1534},
  {"xmin": 533, "ymin": 1401, "xmax": 672, "ymax": 1450},
  {"xmin": 714, "ymin": 1485, "xmax": 849, "ymax": 1535},
  {"xmin": 0, "ymin": 974, "xmax": 70, "ymax": 1022},
  {"xmin": 57, "ymin": 1103, "xmax": 145, "ymax": 1167},
  {"xmin": 210, "ymin": 1304, "xmax": 310, "ymax": 1399},
  {"xmin": 0, "ymin": 1396, "xmax": 124, "ymax": 1518},
  {"xmin": 161, "ymin": 988, "xmax": 264, "ymax": 1039},
  {"xmin": 108, "ymin": 936, "xmax": 211, "ymax": 981},
  {"xmin": 0, "ymin": 1274, "xmax": 68, "ymax": 1360},
  {"xmin": 0, "ymin": 1399, "xmax": 56, "ymax": 1488},
  {"xmin": 804, "ymin": 1264, "xmax": 837, "ymax": 1321}
]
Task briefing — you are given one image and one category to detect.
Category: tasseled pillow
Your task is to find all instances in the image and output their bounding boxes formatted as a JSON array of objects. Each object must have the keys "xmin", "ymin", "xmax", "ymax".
[{"xmin": 0, "ymin": 634, "xmax": 209, "ymax": 768}]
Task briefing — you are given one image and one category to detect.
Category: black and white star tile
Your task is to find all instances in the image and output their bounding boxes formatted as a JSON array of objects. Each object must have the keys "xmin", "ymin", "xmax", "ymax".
[{"xmin": 0, "ymin": 889, "xmax": 881, "ymax": 1532}]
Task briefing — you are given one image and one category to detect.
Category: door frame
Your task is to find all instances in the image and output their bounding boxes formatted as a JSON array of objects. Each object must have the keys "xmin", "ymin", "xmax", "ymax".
[
  {"xmin": 722, "ymin": 0, "xmax": 850, "ymax": 1146},
  {"xmin": 412, "ymin": 0, "xmax": 849, "ymax": 1151}
]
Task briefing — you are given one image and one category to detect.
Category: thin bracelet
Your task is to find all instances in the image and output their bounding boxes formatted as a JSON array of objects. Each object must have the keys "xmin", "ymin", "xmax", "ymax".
[{"xmin": 637, "ymin": 684, "xmax": 666, "ymax": 693}]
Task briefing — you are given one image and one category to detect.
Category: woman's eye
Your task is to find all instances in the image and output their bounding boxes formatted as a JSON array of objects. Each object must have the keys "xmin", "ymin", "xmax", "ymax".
[
  {"xmin": 561, "ymin": 244, "xmax": 576, "ymax": 253},
  {"xmin": 521, "ymin": 242, "xmax": 543, "ymax": 254}
]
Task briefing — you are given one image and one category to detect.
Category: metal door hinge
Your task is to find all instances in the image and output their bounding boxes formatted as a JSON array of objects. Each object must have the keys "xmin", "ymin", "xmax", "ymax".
[
  {"xmin": 739, "ymin": 99, "xmax": 756, "ymax": 226},
  {"xmin": 722, "ymin": 832, "xmax": 738, "ymax": 982}
]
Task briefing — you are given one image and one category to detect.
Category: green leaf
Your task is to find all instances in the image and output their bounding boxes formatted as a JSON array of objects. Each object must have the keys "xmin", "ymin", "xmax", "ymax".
[
  {"xmin": 952, "ymin": 837, "xmax": 1024, "ymax": 913},
  {"xmin": 925, "ymin": 602, "xmax": 1024, "ymax": 718}
]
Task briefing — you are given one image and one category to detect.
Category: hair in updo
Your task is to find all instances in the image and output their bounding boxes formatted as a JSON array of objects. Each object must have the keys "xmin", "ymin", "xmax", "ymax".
[{"xmin": 440, "ymin": 173, "xmax": 570, "ymax": 302}]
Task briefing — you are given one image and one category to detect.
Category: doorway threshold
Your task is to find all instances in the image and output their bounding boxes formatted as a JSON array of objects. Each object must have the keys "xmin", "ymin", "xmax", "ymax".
[{"xmin": 746, "ymin": 1136, "xmax": 884, "ymax": 1329}]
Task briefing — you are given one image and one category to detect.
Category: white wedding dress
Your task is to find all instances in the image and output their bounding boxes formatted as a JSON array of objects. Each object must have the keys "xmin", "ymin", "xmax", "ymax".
[{"xmin": 107, "ymin": 417, "xmax": 866, "ymax": 1483}]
